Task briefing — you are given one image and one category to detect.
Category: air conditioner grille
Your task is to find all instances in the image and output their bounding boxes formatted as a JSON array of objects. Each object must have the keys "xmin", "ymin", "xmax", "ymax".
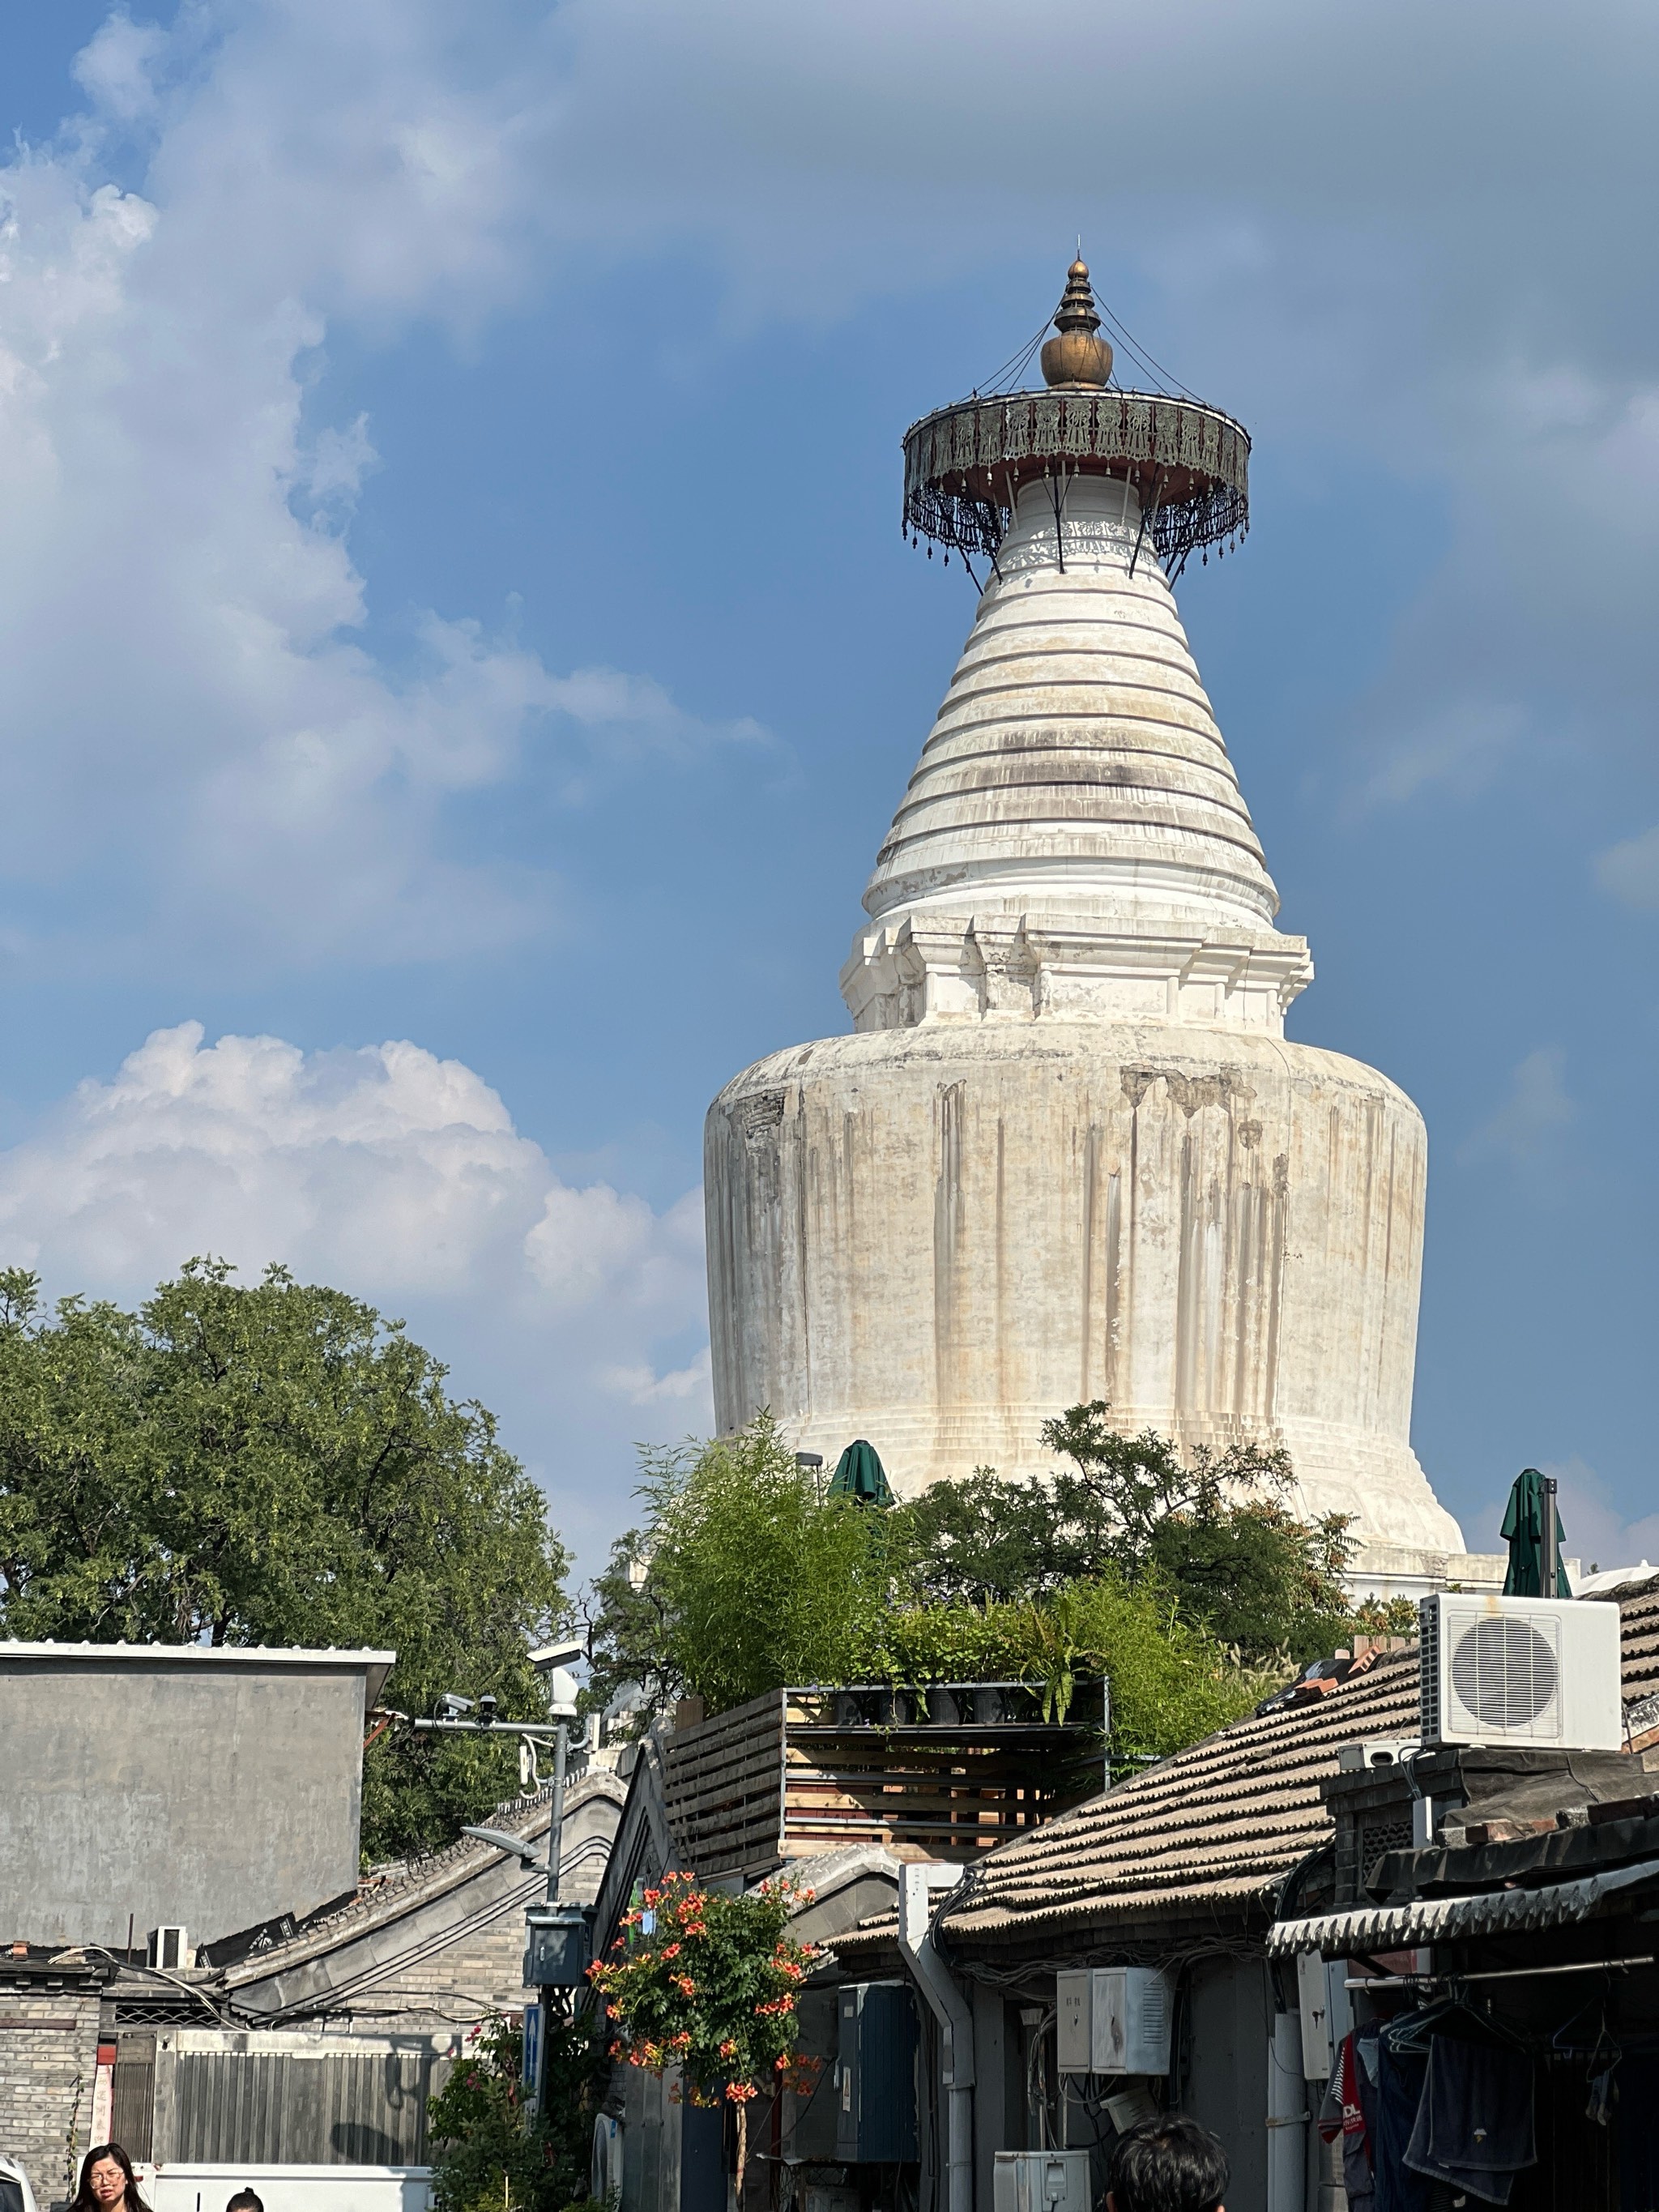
[
  {"xmin": 1448, "ymin": 1616, "xmax": 1560, "ymax": 1732},
  {"xmin": 1418, "ymin": 1602, "xmax": 1439, "ymax": 1741}
]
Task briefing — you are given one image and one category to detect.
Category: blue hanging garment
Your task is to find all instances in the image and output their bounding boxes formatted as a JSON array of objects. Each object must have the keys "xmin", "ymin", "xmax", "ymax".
[{"xmin": 1403, "ymin": 2037, "xmax": 1536, "ymax": 2206}]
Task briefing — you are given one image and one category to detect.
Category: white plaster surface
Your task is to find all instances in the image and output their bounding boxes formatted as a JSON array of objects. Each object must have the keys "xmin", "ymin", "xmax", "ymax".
[
  {"xmin": 842, "ymin": 479, "xmax": 1313, "ymax": 1035},
  {"xmin": 706, "ymin": 469, "xmax": 1466, "ymax": 1559}
]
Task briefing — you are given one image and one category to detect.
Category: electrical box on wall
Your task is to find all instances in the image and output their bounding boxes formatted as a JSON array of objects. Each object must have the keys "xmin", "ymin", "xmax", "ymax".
[
  {"xmin": 1295, "ymin": 1952, "xmax": 1352, "ymax": 2081},
  {"xmin": 994, "ymin": 2151, "xmax": 1092, "ymax": 2212},
  {"xmin": 522, "ymin": 1902, "xmax": 591, "ymax": 1987},
  {"xmin": 1055, "ymin": 1967, "xmax": 1173, "ymax": 2076},
  {"xmin": 1056, "ymin": 1971, "xmax": 1093, "ymax": 2072},
  {"xmin": 836, "ymin": 1981, "xmax": 919, "ymax": 2163}
]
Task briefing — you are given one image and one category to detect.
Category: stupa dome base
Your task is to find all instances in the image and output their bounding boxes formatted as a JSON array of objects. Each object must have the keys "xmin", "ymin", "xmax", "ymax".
[{"xmin": 705, "ymin": 1018, "xmax": 1465, "ymax": 1559}]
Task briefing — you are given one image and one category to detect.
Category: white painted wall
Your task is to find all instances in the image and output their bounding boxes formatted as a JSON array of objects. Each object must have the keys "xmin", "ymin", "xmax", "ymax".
[
  {"xmin": 139, "ymin": 2164, "xmax": 430, "ymax": 2212},
  {"xmin": 706, "ymin": 1017, "xmax": 1461, "ymax": 1551}
]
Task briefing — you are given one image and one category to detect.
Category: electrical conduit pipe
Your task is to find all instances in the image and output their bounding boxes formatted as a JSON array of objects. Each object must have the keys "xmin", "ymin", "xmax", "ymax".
[{"xmin": 899, "ymin": 1864, "xmax": 975, "ymax": 2212}]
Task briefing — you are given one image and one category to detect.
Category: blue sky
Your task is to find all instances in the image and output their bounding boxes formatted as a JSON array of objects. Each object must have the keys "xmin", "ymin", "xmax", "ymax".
[{"xmin": 1, "ymin": 0, "xmax": 1657, "ymax": 1579}]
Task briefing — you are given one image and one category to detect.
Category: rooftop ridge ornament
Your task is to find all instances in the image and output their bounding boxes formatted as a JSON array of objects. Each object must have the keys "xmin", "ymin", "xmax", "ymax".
[{"xmin": 902, "ymin": 258, "xmax": 1249, "ymax": 580}]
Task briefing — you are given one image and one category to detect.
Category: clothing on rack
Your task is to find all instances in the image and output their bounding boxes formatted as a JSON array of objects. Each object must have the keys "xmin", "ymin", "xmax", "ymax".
[
  {"xmin": 1374, "ymin": 2030, "xmax": 1432, "ymax": 2212},
  {"xmin": 1402, "ymin": 2037, "xmax": 1535, "ymax": 2206},
  {"xmin": 1320, "ymin": 2031, "xmax": 1375, "ymax": 2212}
]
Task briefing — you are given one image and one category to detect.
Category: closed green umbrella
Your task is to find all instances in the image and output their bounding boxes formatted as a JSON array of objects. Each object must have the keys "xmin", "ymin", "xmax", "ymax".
[
  {"xmin": 828, "ymin": 1438, "xmax": 894, "ymax": 1506},
  {"xmin": 1501, "ymin": 1466, "xmax": 1572, "ymax": 1597}
]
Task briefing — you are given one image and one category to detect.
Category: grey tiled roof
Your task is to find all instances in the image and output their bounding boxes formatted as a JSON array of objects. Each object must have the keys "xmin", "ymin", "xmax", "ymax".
[
  {"xmin": 218, "ymin": 1770, "xmax": 625, "ymax": 1984},
  {"xmin": 925, "ymin": 1576, "xmax": 1659, "ymax": 1949}
]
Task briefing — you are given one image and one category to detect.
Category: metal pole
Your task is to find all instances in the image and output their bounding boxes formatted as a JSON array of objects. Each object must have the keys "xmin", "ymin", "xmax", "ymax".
[
  {"xmin": 546, "ymin": 1720, "xmax": 569, "ymax": 1903},
  {"xmin": 1544, "ymin": 1477, "xmax": 1559, "ymax": 1599}
]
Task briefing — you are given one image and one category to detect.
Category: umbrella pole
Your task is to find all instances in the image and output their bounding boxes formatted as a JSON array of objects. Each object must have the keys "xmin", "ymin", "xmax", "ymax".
[{"xmin": 1543, "ymin": 1476, "xmax": 1559, "ymax": 1599}]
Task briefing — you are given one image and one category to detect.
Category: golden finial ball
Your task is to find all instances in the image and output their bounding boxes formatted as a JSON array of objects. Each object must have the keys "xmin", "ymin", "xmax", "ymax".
[{"xmin": 1041, "ymin": 257, "xmax": 1113, "ymax": 389}]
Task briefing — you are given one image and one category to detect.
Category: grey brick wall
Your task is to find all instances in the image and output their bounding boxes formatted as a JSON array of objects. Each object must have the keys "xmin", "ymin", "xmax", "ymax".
[
  {"xmin": 0, "ymin": 1992, "xmax": 101, "ymax": 2211},
  {"xmin": 342, "ymin": 1904, "xmax": 532, "ymax": 2022}
]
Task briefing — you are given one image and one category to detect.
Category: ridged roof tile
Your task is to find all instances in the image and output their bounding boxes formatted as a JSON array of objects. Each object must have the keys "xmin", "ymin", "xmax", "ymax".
[{"xmin": 923, "ymin": 1579, "xmax": 1659, "ymax": 1947}]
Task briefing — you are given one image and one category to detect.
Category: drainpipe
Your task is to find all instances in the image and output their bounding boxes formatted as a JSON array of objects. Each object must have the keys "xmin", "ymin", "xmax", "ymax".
[
  {"xmin": 898, "ymin": 1864, "xmax": 975, "ymax": 2212},
  {"xmin": 1266, "ymin": 2011, "xmax": 1309, "ymax": 2212}
]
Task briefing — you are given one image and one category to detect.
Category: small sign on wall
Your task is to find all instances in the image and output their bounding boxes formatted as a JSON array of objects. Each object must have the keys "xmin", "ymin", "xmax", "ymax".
[{"xmin": 522, "ymin": 2001, "xmax": 543, "ymax": 2097}]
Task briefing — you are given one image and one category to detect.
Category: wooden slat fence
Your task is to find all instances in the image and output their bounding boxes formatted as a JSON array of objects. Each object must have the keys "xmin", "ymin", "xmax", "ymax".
[{"xmin": 661, "ymin": 1682, "xmax": 1104, "ymax": 1875}]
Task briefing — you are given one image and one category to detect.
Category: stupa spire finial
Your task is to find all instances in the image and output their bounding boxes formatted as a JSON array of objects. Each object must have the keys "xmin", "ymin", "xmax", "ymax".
[{"xmin": 1041, "ymin": 256, "xmax": 1113, "ymax": 388}]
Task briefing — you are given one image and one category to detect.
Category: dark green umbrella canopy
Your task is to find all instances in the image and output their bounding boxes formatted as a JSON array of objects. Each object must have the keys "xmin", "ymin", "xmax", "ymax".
[
  {"xmin": 828, "ymin": 1438, "xmax": 894, "ymax": 1507},
  {"xmin": 1502, "ymin": 1466, "xmax": 1572, "ymax": 1597}
]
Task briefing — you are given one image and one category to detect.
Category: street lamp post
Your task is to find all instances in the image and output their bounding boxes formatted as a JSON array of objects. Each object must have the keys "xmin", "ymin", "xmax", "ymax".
[{"xmin": 407, "ymin": 1638, "xmax": 593, "ymax": 2118}]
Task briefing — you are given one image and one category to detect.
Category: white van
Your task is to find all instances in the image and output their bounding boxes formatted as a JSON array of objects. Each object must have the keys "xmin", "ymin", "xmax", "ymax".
[{"xmin": 0, "ymin": 2155, "xmax": 38, "ymax": 2212}]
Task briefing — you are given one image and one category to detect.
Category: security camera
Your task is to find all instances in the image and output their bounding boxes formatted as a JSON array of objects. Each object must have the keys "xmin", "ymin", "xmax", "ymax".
[
  {"xmin": 437, "ymin": 1693, "xmax": 476, "ymax": 1719},
  {"xmin": 478, "ymin": 1694, "xmax": 499, "ymax": 1723}
]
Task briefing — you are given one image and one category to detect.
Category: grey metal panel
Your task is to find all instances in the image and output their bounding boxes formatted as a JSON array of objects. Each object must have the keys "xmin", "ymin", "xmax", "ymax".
[
  {"xmin": 1182, "ymin": 1961, "xmax": 1269, "ymax": 2212},
  {"xmin": 112, "ymin": 2035, "xmax": 157, "ymax": 2162},
  {"xmin": 174, "ymin": 2048, "xmax": 433, "ymax": 2164}
]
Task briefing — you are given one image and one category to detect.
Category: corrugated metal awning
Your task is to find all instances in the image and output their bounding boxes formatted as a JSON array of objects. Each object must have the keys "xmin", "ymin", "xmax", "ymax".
[{"xmin": 1267, "ymin": 1857, "xmax": 1659, "ymax": 1959}]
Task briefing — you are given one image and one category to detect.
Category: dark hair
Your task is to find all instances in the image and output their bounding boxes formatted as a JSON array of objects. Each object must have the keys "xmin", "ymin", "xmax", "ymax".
[
  {"xmin": 1108, "ymin": 2117, "xmax": 1229, "ymax": 2212},
  {"xmin": 227, "ymin": 2194, "xmax": 266, "ymax": 2212},
  {"xmin": 70, "ymin": 2145, "xmax": 151, "ymax": 2212}
]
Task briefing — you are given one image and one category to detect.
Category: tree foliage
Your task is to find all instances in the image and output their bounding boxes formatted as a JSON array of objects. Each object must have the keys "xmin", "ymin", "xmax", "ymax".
[
  {"xmin": 0, "ymin": 1262, "xmax": 569, "ymax": 1860},
  {"xmin": 887, "ymin": 1400, "xmax": 1355, "ymax": 1664},
  {"xmin": 588, "ymin": 1871, "xmax": 821, "ymax": 2197},
  {"xmin": 588, "ymin": 1869, "xmax": 818, "ymax": 2103},
  {"xmin": 429, "ymin": 2009, "xmax": 604, "ymax": 2212},
  {"xmin": 580, "ymin": 1407, "xmax": 1315, "ymax": 1765},
  {"xmin": 582, "ymin": 1415, "xmax": 884, "ymax": 1716}
]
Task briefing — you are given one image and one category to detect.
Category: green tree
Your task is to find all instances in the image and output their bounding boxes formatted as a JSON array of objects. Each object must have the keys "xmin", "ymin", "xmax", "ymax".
[
  {"xmin": 888, "ymin": 1401, "xmax": 1355, "ymax": 1663},
  {"xmin": 583, "ymin": 1416, "xmax": 884, "ymax": 1718},
  {"xmin": 0, "ymin": 1261, "xmax": 569, "ymax": 1860},
  {"xmin": 429, "ymin": 2009, "xmax": 603, "ymax": 2212},
  {"xmin": 1147, "ymin": 1501, "xmax": 1355, "ymax": 1664},
  {"xmin": 578, "ymin": 1412, "xmax": 1289, "ymax": 1769}
]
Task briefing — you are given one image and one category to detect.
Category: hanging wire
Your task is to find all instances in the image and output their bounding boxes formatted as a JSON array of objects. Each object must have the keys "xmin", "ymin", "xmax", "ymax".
[
  {"xmin": 1092, "ymin": 298, "xmax": 1205, "ymax": 402},
  {"xmin": 956, "ymin": 275, "xmax": 1206, "ymax": 404},
  {"xmin": 970, "ymin": 314, "xmax": 1053, "ymax": 399}
]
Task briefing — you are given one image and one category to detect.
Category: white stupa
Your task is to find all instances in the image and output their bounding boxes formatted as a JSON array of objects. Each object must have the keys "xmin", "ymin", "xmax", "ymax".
[{"xmin": 705, "ymin": 262, "xmax": 1465, "ymax": 1568}]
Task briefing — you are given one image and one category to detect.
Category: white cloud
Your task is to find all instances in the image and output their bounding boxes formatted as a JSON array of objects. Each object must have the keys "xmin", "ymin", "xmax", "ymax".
[
  {"xmin": 1354, "ymin": 700, "xmax": 1527, "ymax": 811},
  {"xmin": 1459, "ymin": 1046, "xmax": 1576, "ymax": 1169},
  {"xmin": 4, "ymin": 0, "xmax": 1654, "ymax": 980},
  {"xmin": 599, "ymin": 1346, "xmax": 714, "ymax": 1408},
  {"xmin": 0, "ymin": 1021, "xmax": 712, "ymax": 1556},
  {"xmin": 0, "ymin": 0, "xmax": 765, "ymax": 980},
  {"xmin": 1597, "ymin": 823, "xmax": 1659, "ymax": 910},
  {"xmin": 522, "ymin": 0, "xmax": 1659, "ymax": 847}
]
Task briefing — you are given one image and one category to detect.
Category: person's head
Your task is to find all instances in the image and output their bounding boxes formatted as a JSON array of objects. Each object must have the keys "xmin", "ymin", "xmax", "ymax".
[
  {"xmin": 227, "ymin": 2193, "xmax": 265, "ymax": 2212},
  {"xmin": 1107, "ymin": 2117, "xmax": 1229, "ymax": 2212},
  {"xmin": 71, "ymin": 2145, "xmax": 150, "ymax": 2212}
]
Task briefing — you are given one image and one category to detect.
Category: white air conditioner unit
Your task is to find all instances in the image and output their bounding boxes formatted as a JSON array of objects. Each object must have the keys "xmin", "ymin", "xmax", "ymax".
[
  {"xmin": 147, "ymin": 1925, "xmax": 190, "ymax": 1971},
  {"xmin": 1054, "ymin": 1966, "xmax": 1172, "ymax": 2076},
  {"xmin": 1418, "ymin": 1594, "xmax": 1622, "ymax": 1751},
  {"xmin": 1336, "ymin": 1737, "xmax": 1419, "ymax": 1773}
]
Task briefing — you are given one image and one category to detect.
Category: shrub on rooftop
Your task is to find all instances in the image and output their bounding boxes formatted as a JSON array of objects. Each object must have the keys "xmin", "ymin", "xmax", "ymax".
[{"xmin": 579, "ymin": 1401, "xmax": 1355, "ymax": 1765}]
